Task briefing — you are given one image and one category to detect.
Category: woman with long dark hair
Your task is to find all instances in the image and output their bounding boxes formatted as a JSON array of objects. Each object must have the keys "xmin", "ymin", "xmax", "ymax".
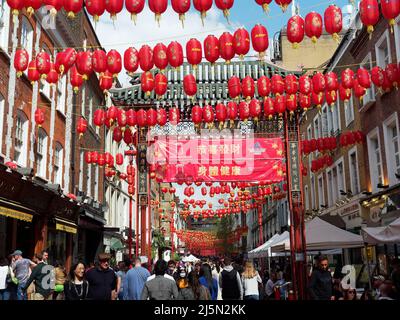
[
  {"xmin": 64, "ymin": 262, "xmax": 89, "ymax": 300},
  {"xmin": 188, "ymin": 271, "xmax": 210, "ymax": 300},
  {"xmin": 199, "ymin": 263, "xmax": 218, "ymax": 300}
]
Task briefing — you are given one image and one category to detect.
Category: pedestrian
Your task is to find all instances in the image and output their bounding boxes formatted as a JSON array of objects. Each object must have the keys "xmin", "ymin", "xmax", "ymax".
[
  {"xmin": 219, "ymin": 257, "xmax": 243, "ymax": 300},
  {"xmin": 179, "ymin": 271, "xmax": 210, "ymax": 300},
  {"xmin": 241, "ymin": 261, "xmax": 262, "ymax": 301},
  {"xmin": 86, "ymin": 253, "xmax": 118, "ymax": 300},
  {"xmin": 371, "ymin": 275, "xmax": 385, "ymax": 299},
  {"xmin": 52, "ymin": 262, "xmax": 67, "ymax": 300},
  {"xmin": 64, "ymin": 262, "xmax": 89, "ymax": 300},
  {"xmin": 116, "ymin": 261, "xmax": 127, "ymax": 300},
  {"xmin": 199, "ymin": 263, "xmax": 218, "ymax": 300},
  {"xmin": 176, "ymin": 263, "xmax": 189, "ymax": 291},
  {"xmin": 194, "ymin": 261, "xmax": 201, "ymax": 276},
  {"xmin": 141, "ymin": 259, "xmax": 179, "ymax": 300},
  {"xmin": 11, "ymin": 250, "xmax": 36, "ymax": 300},
  {"xmin": 360, "ymin": 286, "xmax": 373, "ymax": 300},
  {"xmin": 378, "ymin": 280, "xmax": 396, "ymax": 300},
  {"xmin": 308, "ymin": 255, "xmax": 334, "ymax": 300},
  {"xmin": 123, "ymin": 257, "xmax": 151, "ymax": 300},
  {"xmin": 22, "ymin": 252, "xmax": 53, "ymax": 300},
  {"xmin": 0, "ymin": 257, "xmax": 10, "ymax": 300},
  {"xmin": 167, "ymin": 260, "xmax": 177, "ymax": 279},
  {"xmin": 339, "ymin": 287, "xmax": 357, "ymax": 300},
  {"xmin": 390, "ymin": 258, "xmax": 400, "ymax": 300},
  {"xmin": 41, "ymin": 250, "xmax": 49, "ymax": 265},
  {"xmin": 265, "ymin": 272, "xmax": 277, "ymax": 300}
]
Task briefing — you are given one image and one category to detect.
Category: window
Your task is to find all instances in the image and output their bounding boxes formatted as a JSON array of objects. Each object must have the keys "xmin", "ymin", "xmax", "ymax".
[
  {"xmin": 14, "ymin": 111, "xmax": 28, "ymax": 167},
  {"xmin": 345, "ymin": 97, "xmax": 354, "ymax": 127},
  {"xmin": 333, "ymin": 100, "xmax": 341, "ymax": 134},
  {"xmin": 0, "ymin": 1, "xmax": 10, "ymax": 51},
  {"xmin": 375, "ymin": 30, "xmax": 391, "ymax": 68},
  {"xmin": 367, "ymin": 128, "xmax": 384, "ymax": 192},
  {"xmin": 337, "ymin": 160, "xmax": 345, "ymax": 197},
  {"xmin": 54, "ymin": 143, "xmax": 63, "ymax": 186},
  {"xmin": 383, "ymin": 113, "xmax": 400, "ymax": 185},
  {"xmin": 36, "ymin": 128, "xmax": 48, "ymax": 178},
  {"xmin": 94, "ymin": 166, "xmax": 99, "ymax": 201},
  {"xmin": 57, "ymin": 74, "xmax": 67, "ymax": 114},
  {"xmin": 394, "ymin": 17, "xmax": 400, "ymax": 62},
  {"xmin": 349, "ymin": 147, "xmax": 360, "ymax": 195},
  {"xmin": 310, "ymin": 176, "xmax": 316, "ymax": 210},
  {"xmin": 332, "ymin": 166, "xmax": 339, "ymax": 204},
  {"xmin": 360, "ymin": 53, "xmax": 376, "ymax": 107},
  {"xmin": 304, "ymin": 185, "xmax": 309, "ymax": 211},
  {"xmin": 86, "ymin": 163, "xmax": 92, "ymax": 197},
  {"xmin": 79, "ymin": 150, "xmax": 84, "ymax": 191},
  {"xmin": 321, "ymin": 105, "xmax": 329, "ymax": 137},
  {"xmin": 81, "ymin": 84, "xmax": 86, "ymax": 117},
  {"xmin": 20, "ymin": 17, "xmax": 33, "ymax": 57},
  {"xmin": 318, "ymin": 174, "xmax": 325, "ymax": 209},
  {"xmin": 327, "ymin": 169, "xmax": 333, "ymax": 207},
  {"xmin": 0, "ymin": 94, "xmax": 4, "ymax": 154},
  {"xmin": 307, "ymin": 125, "xmax": 312, "ymax": 140}
]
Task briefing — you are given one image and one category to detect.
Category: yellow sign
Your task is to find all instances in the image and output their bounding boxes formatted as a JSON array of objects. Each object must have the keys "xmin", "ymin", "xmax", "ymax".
[
  {"xmin": 0, "ymin": 206, "xmax": 33, "ymax": 222},
  {"xmin": 56, "ymin": 223, "xmax": 77, "ymax": 234}
]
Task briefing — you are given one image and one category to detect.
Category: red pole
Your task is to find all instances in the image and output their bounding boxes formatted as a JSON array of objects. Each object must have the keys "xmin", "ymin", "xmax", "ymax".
[
  {"xmin": 171, "ymin": 215, "xmax": 174, "ymax": 259},
  {"xmin": 129, "ymin": 195, "xmax": 132, "ymax": 260},
  {"xmin": 135, "ymin": 132, "xmax": 139, "ymax": 258},
  {"xmin": 258, "ymin": 205, "xmax": 263, "ymax": 246}
]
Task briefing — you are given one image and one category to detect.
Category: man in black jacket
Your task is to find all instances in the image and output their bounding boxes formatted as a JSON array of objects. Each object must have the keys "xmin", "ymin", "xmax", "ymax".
[
  {"xmin": 219, "ymin": 257, "xmax": 243, "ymax": 300},
  {"xmin": 86, "ymin": 253, "xmax": 117, "ymax": 300},
  {"xmin": 308, "ymin": 255, "xmax": 334, "ymax": 300},
  {"xmin": 23, "ymin": 253, "xmax": 53, "ymax": 300}
]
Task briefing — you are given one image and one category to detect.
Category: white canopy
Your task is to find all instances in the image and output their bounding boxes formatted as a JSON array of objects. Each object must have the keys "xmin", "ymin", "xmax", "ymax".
[
  {"xmin": 182, "ymin": 254, "xmax": 200, "ymax": 262},
  {"xmin": 248, "ymin": 232, "xmax": 289, "ymax": 258},
  {"xmin": 271, "ymin": 217, "xmax": 364, "ymax": 252},
  {"xmin": 362, "ymin": 217, "xmax": 400, "ymax": 244}
]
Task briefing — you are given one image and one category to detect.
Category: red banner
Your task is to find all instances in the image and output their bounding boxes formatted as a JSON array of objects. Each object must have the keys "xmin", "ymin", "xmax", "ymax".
[{"xmin": 150, "ymin": 137, "xmax": 285, "ymax": 182}]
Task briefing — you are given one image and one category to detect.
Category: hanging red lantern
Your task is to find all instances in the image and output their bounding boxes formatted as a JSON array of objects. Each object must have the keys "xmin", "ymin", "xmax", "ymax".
[
  {"xmin": 204, "ymin": 35, "xmax": 220, "ymax": 64},
  {"xmin": 381, "ymin": 0, "xmax": 400, "ymax": 31},
  {"xmin": 125, "ymin": 0, "xmax": 145, "ymax": 24},
  {"xmin": 99, "ymin": 70, "xmax": 113, "ymax": 94},
  {"xmin": 154, "ymin": 73, "xmax": 167, "ymax": 98},
  {"xmin": 287, "ymin": 15, "xmax": 305, "ymax": 49},
  {"xmin": 105, "ymin": 0, "xmax": 123, "ymax": 20},
  {"xmin": 106, "ymin": 106, "xmax": 118, "ymax": 125},
  {"xmin": 271, "ymin": 74, "xmax": 285, "ymax": 96},
  {"xmin": 227, "ymin": 101, "xmax": 238, "ymax": 127},
  {"xmin": 382, "ymin": 70, "xmax": 393, "ymax": 92},
  {"xmin": 27, "ymin": 60, "xmax": 40, "ymax": 84},
  {"xmin": 169, "ymin": 107, "xmax": 180, "ymax": 125},
  {"xmin": 92, "ymin": 49, "xmax": 107, "ymax": 74},
  {"xmin": 341, "ymin": 68, "xmax": 355, "ymax": 89},
  {"xmin": 123, "ymin": 128, "xmax": 133, "ymax": 144},
  {"xmin": 242, "ymin": 76, "xmax": 255, "ymax": 100},
  {"xmin": 123, "ymin": 47, "xmax": 139, "ymax": 75},
  {"xmin": 147, "ymin": 108, "xmax": 157, "ymax": 127},
  {"xmin": 7, "ymin": 0, "xmax": 24, "ymax": 15},
  {"xmin": 186, "ymin": 38, "xmax": 203, "ymax": 69},
  {"xmin": 249, "ymin": 99, "xmax": 262, "ymax": 121},
  {"xmin": 59, "ymin": 48, "xmax": 77, "ymax": 74},
  {"xmin": 136, "ymin": 109, "xmax": 147, "ymax": 128},
  {"xmin": 76, "ymin": 51, "xmax": 93, "ymax": 81},
  {"xmin": 215, "ymin": 0, "xmax": 234, "ymax": 22},
  {"xmin": 203, "ymin": 105, "xmax": 215, "ymax": 127},
  {"xmin": 255, "ymin": 0, "xmax": 272, "ymax": 14},
  {"xmin": 275, "ymin": 0, "xmax": 291, "ymax": 12},
  {"xmin": 141, "ymin": 71, "xmax": 155, "ymax": 96},
  {"xmin": 171, "ymin": 0, "xmax": 191, "ymax": 27},
  {"xmin": 94, "ymin": 109, "xmax": 105, "ymax": 127},
  {"xmin": 299, "ymin": 75, "xmax": 312, "ymax": 95},
  {"xmin": 106, "ymin": 49, "xmax": 122, "ymax": 78},
  {"xmin": 112, "ymin": 126, "xmax": 123, "ymax": 143},
  {"xmin": 339, "ymin": 83, "xmax": 352, "ymax": 102},
  {"xmin": 139, "ymin": 45, "xmax": 154, "ymax": 72},
  {"xmin": 312, "ymin": 91, "xmax": 324, "ymax": 108},
  {"xmin": 312, "ymin": 72, "xmax": 326, "ymax": 94},
  {"xmin": 117, "ymin": 109, "xmax": 127, "ymax": 128},
  {"xmin": 193, "ymin": 0, "xmax": 212, "ymax": 25},
  {"xmin": 54, "ymin": 51, "xmax": 65, "ymax": 74},
  {"xmin": 299, "ymin": 93, "xmax": 311, "ymax": 111},
  {"xmin": 305, "ymin": 11, "xmax": 323, "ymax": 43},
  {"xmin": 233, "ymin": 28, "xmax": 250, "ymax": 60},
  {"xmin": 286, "ymin": 94, "xmax": 297, "ymax": 114},
  {"xmin": 85, "ymin": 0, "xmax": 106, "ymax": 23},
  {"xmin": 371, "ymin": 66, "xmax": 385, "ymax": 89},
  {"xmin": 153, "ymin": 43, "xmax": 168, "ymax": 72},
  {"xmin": 191, "ymin": 105, "xmax": 203, "ymax": 127},
  {"xmin": 148, "ymin": 0, "xmax": 168, "ymax": 26},
  {"xmin": 167, "ymin": 41, "xmax": 184, "ymax": 70},
  {"xmin": 34, "ymin": 108, "xmax": 45, "ymax": 127},
  {"xmin": 126, "ymin": 109, "xmax": 137, "ymax": 127},
  {"xmin": 183, "ymin": 74, "xmax": 197, "ymax": 99},
  {"xmin": 115, "ymin": 153, "xmax": 124, "ymax": 166},
  {"xmin": 353, "ymin": 79, "xmax": 367, "ymax": 102},
  {"xmin": 325, "ymin": 71, "xmax": 339, "ymax": 91},
  {"xmin": 359, "ymin": 0, "xmax": 380, "ymax": 37},
  {"xmin": 228, "ymin": 76, "xmax": 241, "ymax": 100},
  {"xmin": 238, "ymin": 101, "xmax": 250, "ymax": 122},
  {"xmin": 85, "ymin": 151, "xmax": 92, "ymax": 164},
  {"xmin": 64, "ymin": 0, "xmax": 83, "ymax": 19},
  {"xmin": 325, "ymin": 90, "xmax": 338, "ymax": 107},
  {"xmin": 90, "ymin": 151, "xmax": 99, "ymax": 164},
  {"xmin": 357, "ymin": 68, "xmax": 371, "ymax": 89},
  {"xmin": 70, "ymin": 66, "xmax": 83, "ymax": 93},
  {"xmin": 36, "ymin": 51, "xmax": 51, "ymax": 79},
  {"xmin": 219, "ymin": 32, "xmax": 235, "ymax": 64},
  {"xmin": 157, "ymin": 108, "xmax": 168, "ymax": 127},
  {"xmin": 257, "ymin": 76, "xmax": 271, "ymax": 99},
  {"xmin": 285, "ymin": 74, "xmax": 298, "ymax": 96},
  {"xmin": 42, "ymin": 0, "xmax": 63, "ymax": 16},
  {"xmin": 385, "ymin": 63, "xmax": 400, "ymax": 88},
  {"xmin": 14, "ymin": 49, "xmax": 29, "ymax": 78},
  {"xmin": 324, "ymin": 5, "xmax": 343, "ymax": 42},
  {"xmin": 264, "ymin": 97, "xmax": 275, "ymax": 119},
  {"xmin": 215, "ymin": 103, "xmax": 227, "ymax": 129},
  {"xmin": 251, "ymin": 24, "xmax": 269, "ymax": 59},
  {"xmin": 46, "ymin": 62, "xmax": 59, "ymax": 84}
]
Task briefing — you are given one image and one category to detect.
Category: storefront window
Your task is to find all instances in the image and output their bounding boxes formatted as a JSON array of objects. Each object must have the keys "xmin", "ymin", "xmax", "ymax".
[{"xmin": 46, "ymin": 229, "xmax": 67, "ymax": 266}]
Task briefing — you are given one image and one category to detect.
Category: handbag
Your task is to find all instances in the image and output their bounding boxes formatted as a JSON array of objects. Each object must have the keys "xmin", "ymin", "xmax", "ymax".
[{"xmin": 7, "ymin": 267, "xmax": 19, "ymax": 285}]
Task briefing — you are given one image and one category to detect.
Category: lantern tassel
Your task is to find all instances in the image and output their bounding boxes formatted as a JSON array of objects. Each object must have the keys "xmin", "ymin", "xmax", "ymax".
[
  {"xmin": 390, "ymin": 19, "xmax": 395, "ymax": 33},
  {"xmin": 67, "ymin": 11, "xmax": 75, "ymax": 19},
  {"xmin": 223, "ymin": 9, "xmax": 230, "ymax": 24},
  {"xmin": 155, "ymin": 14, "xmax": 161, "ymax": 27},
  {"xmin": 201, "ymin": 11, "xmax": 206, "ymax": 27},
  {"xmin": 179, "ymin": 14, "xmax": 185, "ymax": 28},
  {"xmin": 262, "ymin": 4, "xmax": 270, "ymax": 14},
  {"xmin": 131, "ymin": 13, "xmax": 137, "ymax": 25},
  {"xmin": 311, "ymin": 36, "xmax": 317, "ymax": 44},
  {"xmin": 332, "ymin": 33, "xmax": 340, "ymax": 44},
  {"xmin": 27, "ymin": 7, "xmax": 34, "ymax": 17},
  {"xmin": 367, "ymin": 25, "xmax": 374, "ymax": 39},
  {"xmin": 292, "ymin": 42, "xmax": 299, "ymax": 49}
]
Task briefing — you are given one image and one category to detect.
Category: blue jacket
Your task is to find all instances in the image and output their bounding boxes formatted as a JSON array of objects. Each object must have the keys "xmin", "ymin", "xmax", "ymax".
[
  {"xmin": 123, "ymin": 266, "xmax": 151, "ymax": 300},
  {"xmin": 199, "ymin": 276, "xmax": 218, "ymax": 300}
]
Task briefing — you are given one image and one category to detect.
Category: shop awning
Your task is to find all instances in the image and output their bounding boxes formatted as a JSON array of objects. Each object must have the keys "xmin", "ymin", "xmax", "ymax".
[
  {"xmin": 0, "ymin": 204, "xmax": 33, "ymax": 222},
  {"xmin": 248, "ymin": 232, "xmax": 289, "ymax": 258},
  {"xmin": 110, "ymin": 238, "xmax": 125, "ymax": 251},
  {"xmin": 362, "ymin": 217, "xmax": 400, "ymax": 244},
  {"xmin": 55, "ymin": 217, "xmax": 78, "ymax": 234}
]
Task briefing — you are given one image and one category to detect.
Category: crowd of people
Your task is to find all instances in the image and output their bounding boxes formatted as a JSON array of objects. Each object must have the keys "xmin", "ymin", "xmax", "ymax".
[{"xmin": 0, "ymin": 250, "xmax": 399, "ymax": 301}]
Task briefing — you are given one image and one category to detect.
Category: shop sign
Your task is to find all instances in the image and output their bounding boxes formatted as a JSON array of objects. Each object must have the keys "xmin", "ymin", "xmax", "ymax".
[
  {"xmin": 0, "ymin": 205, "xmax": 33, "ymax": 222},
  {"xmin": 56, "ymin": 223, "xmax": 77, "ymax": 234}
]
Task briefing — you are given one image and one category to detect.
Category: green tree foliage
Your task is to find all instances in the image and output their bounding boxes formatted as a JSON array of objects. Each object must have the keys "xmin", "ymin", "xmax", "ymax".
[{"xmin": 216, "ymin": 215, "xmax": 235, "ymax": 255}]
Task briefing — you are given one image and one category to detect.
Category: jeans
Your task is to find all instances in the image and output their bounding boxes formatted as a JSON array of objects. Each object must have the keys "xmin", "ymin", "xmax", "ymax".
[
  {"xmin": 17, "ymin": 282, "xmax": 27, "ymax": 301},
  {"xmin": 118, "ymin": 291, "xmax": 124, "ymax": 300},
  {"xmin": 0, "ymin": 289, "xmax": 10, "ymax": 300},
  {"xmin": 244, "ymin": 295, "xmax": 259, "ymax": 301}
]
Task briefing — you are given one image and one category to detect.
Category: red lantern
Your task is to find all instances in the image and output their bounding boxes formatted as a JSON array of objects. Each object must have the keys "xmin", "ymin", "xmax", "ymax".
[
  {"xmin": 85, "ymin": 151, "xmax": 92, "ymax": 164},
  {"xmin": 381, "ymin": 0, "xmax": 400, "ymax": 30},
  {"xmin": 46, "ymin": 63, "xmax": 59, "ymax": 84},
  {"xmin": 264, "ymin": 97, "xmax": 275, "ymax": 119},
  {"xmin": 115, "ymin": 153, "xmax": 124, "ymax": 166},
  {"xmin": 7, "ymin": 0, "xmax": 24, "ymax": 15},
  {"xmin": 147, "ymin": 108, "xmax": 157, "ymax": 127},
  {"xmin": 385, "ymin": 63, "xmax": 400, "ymax": 88},
  {"xmin": 59, "ymin": 48, "xmax": 76, "ymax": 74},
  {"xmin": 171, "ymin": 0, "xmax": 191, "ymax": 27},
  {"xmin": 107, "ymin": 49, "xmax": 122, "ymax": 78},
  {"xmin": 242, "ymin": 76, "xmax": 255, "ymax": 100},
  {"xmin": 228, "ymin": 76, "xmax": 241, "ymax": 100},
  {"xmin": 106, "ymin": 106, "xmax": 118, "ymax": 125},
  {"xmin": 275, "ymin": 0, "xmax": 291, "ymax": 12},
  {"xmin": 76, "ymin": 51, "xmax": 93, "ymax": 81},
  {"xmin": 193, "ymin": 0, "xmax": 212, "ymax": 25},
  {"xmin": 360, "ymin": 0, "xmax": 380, "ymax": 36},
  {"xmin": 215, "ymin": 0, "xmax": 234, "ymax": 21},
  {"xmin": 204, "ymin": 35, "xmax": 220, "ymax": 64},
  {"xmin": 325, "ymin": 90, "xmax": 337, "ymax": 106},
  {"xmin": 186, "ymin": 38, "xmax": 203, "ymax": 69},
  {"xmin": 85, "ymin": 0, "xmax": 106, "ymax": 22},
  {"xmin": 227, "ymin": 101, "xmax": 238, "ymax": 127},
  {"xmin": 123, "ymin": 47, "xmax": 139, "ymax": 75},
  {"xmin": 324, "ymin": 5, "xmax": 343, "ymax": 42},
  {"xmin": 239, "ymin": 101, "xmax": 250, "ymax": 122},
  {"xmin": 139, "ymin": 45, "xmax": 154, "ymax": 72},
  {"xmin": 371, "ymin": 66, "xmax": 385, "ymax": 89},
  {"xmin": 203, "ymin": 105, "xmax": 214, "ymax": 127},
  {"xmin": 191, "ymin": 105, "xmax": 203, "ymax": 126},
  {"xmin": 154, "ymin": 73, "xmax": 167, "ymax": 98},
  {"xmin": 63, "ymin": 0, "xmax": 83, "ymax": 18},
  {"xmin": 271, "ymin": 74, "xmax": 285, "ymax": 96},
  {"xmin": 312, "ymin": 91, "xmax": 324, "ymax": 108},
  {"xmin": 382, "ymin": 70, "xmax": 393, "ymax": 92},
  {"xmin": 123, "ymin": 128, "xmax": 133, "ymax": 144},
  {"xmin": 36, "ymin": 51, "xmax": 51, "ymax": 78},
  {"xmin": 113, "ymin": 126, "xmax": 123, "ymax": 143},
  {"xmin": 141, "ymin": 71, "xmax": 155, "ymax": 96},
  {"xmin": 94, "ymin": 109, "xmax": 105, "ymax": 127},
  {"xmin": 183, "ymin": 74, "xmax": 197, "ymax": 98},
  {"xmin": 257, "ymin": 76, "xmax": 271, "ymax": 99},
  {"xmin": 215, "ymin": 103, "xmax": 227, "ymax": 128},
  {"xmin": 339, "ymin": 83, "xmax": 352, "ymax": 102},
  {"xmin": 357, "ymin": 68, "xmax": 371, "ymax": 89},
  {"xmin": 353, "ymin": 79, "xmax": 366, "ymax": 102},
  {"xmin": 14, "ymin": 49, "xmax": 29, "ymax": 78},
  {"xmin": 70, "ymin": 66, "xmax": 83, "ymax": 93},
  {"xmin": 105, "ymin": 0, "xmax": 123, "ymax": 20},
  {"xmin": 148, "ymin": 0, "xmax": 168, "ymax": 26},
  {"xmin": 125, "ymin": 0, "xmax": 145, "ymax": 24},
  {"xmin": 153, "ymin": 43, "xmax": 168, "ymax": 71},
  {"xmin": 137, "ymin": 109, "xmax": 147, "ymax": 127},
  {"xmin": 34, "ymin": 108, "xmax": 45, "ymax": 127},
  {"xmin": 169, "ymin": 107, "xmax": 180, "ymax": 125},
  {"xmin": 42, "ymin": 0, "xmax": 63, "ymax": 16},
  {"xmin": 255, "ymin": 0, "xmax": 272, "ymax": 14},
  {"xmin": 299, "ymin": 75, "xmax": 312, "ymax": 95},
  {"xmin": 249, "ymin": 99, "xmax": 262, "ymax": 121},
  {"xmin": 287, "ymin": 15, "xmax": 305, "ymax": 49},
  {"xmin": 251, "ymin": 24, "xmax": 269, "ymax": 59},
  {"xmin": 341, "ymin": 68, "xmax": 355, "ymax": 89},
  {"xmin": 312, "ymin": 72, "xmax": 326, "ymax": 94},
  {"xmin": 325, "ymin": 71, "xmax": 339, "ymax": 91},
  {"xmin": 117, "ymin": 109, "xmax": 127, "ymax": 128},
  {"xmin": 286, "ymin": 94, "xmax": 297, "ymax": 114},
  {"xmin": 99, "ymin": 70, "xmax": 113, "ymax": 94},
  {"xmin": 285, "ymin": 74, "xmax": 298, "ymax": 96},
  {"xmin": 126, "ymin": 109, "xmax": 137, "ymax": 127},
  {"xmin": 157, "ymin": 108, "xmax": 168, "ymax": 127},
  {"xmin": 27, "ymin": 60, "xmax": 40, "ymax": 84},
  {"xmin": 305, "ymin": 11, "xmax": 323, "ymax": 43},
  {"xmin": 92, "ymin": 49, "xmax": 107, "ymax": 74},
  {"xmin": 219, "ymin": 32, "xmax": 235, "ymax": 64},
  {"xmin": 167, "ymin": 41, "xmax": 184, "ymax": 69},
  {"xmin": 233, "ymin": 28, "xmax": 250, "ymax": 60}
]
